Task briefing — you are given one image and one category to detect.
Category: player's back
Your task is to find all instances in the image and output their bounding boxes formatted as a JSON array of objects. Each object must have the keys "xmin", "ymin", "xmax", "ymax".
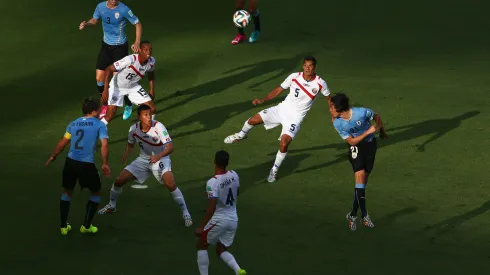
[
  {"xmin": 207, "ymin": 171, "xmax": 240, "ymax": 221},
  {"xmin": 67, "ymin": 117, "xmax": 108, "ymax": 163}
]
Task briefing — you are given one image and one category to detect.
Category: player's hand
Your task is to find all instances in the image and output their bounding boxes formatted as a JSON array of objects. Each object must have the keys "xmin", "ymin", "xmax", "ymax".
[
  {"xmin": 45, "ymin": 156, "xmax": 56, "ymax": 167},
  {"xmin": 379, "ymin": 129, "xmax": 388, "ymax": 139},
  {"xmin": 101, "ymin": 164, "xmax": 111, "ymax": 177},
  {"xmin": 149, "ymin": 155, "xmax": 160, "ymax": 163},
  {"xmin": 366, "ymin": 125, "xmax": 377, "ymax": 135},
  {"xmin": 79, "ymin": 21, "xmax": 87, "ymax": 30},
  {"xmin": 252, "ymin": 98, "xmax": 264, "ymax": 105},
  {"xmin": 131, "ymin": 42, "xmax": 140, "ymax": 53},
  {"xmin": 195, "ymin": 227, "xmax": 203, "ymax": 237}
]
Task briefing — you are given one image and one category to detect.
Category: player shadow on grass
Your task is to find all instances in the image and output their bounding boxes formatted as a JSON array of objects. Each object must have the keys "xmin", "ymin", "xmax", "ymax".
[
  {"xmin": 287, "ymin": 110, "xmax": 481, "ymax": 174},
  {"xmin": 375, "ymin": 207, "xmax": 418, "ymax": 225}
]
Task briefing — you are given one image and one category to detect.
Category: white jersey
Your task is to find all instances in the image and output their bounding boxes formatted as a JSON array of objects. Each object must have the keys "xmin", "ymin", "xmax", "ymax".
[
  {"xmin": 111, "ymin": 54, "xmax": 156, "ymax": 89},
  {"xmin": 279, "ymin": 72, "xmax": 330, "ymax": 117},
  {"xmin": 206, "ymin": 171, "xmax": 240, "ymax": 221},
  {"xmin": 127, "ymin": 120, "xmax": 172, "ymax": 160}
]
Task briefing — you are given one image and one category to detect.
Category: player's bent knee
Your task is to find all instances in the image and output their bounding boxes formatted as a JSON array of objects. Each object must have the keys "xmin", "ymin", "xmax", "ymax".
[
  {"xmin": 216, "ymin": 243, "xmax": 228, "ymax": 256},
  {"xmin": 248, "ymin": 114, "xmax": 263, "ymax": 125}
]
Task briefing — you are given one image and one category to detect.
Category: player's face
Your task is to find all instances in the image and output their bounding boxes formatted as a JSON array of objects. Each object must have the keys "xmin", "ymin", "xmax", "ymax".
[
  {"xmin": 138, "ymin": 110, "xmax": 152, "ymax": 127},
  {"xmin": 107, "ymin": 0, "xmax": 119, "ymax": 7},
  {"xmin": 302, "ymin": 61, "xmax": 316, "ymax": 76},
  {"xmin": 140, "ymin": 44, "xmax": 152, "ymax": 61},
  {"xmin": 328, "ymin": 100, "xmax": 340, "ymax": 117}
]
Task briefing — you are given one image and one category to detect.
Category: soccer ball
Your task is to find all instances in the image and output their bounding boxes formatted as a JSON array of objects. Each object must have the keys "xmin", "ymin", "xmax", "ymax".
[{"xmin": 233, "ymin": 10, "xmax": 251, "ymax": 28}]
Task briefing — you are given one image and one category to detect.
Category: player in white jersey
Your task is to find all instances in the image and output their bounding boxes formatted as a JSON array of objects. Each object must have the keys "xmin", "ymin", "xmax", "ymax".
[
  {"xmin": 98, "ymin": 105, "xmax": 193, "ymax": 227},
  {"xmin": 196, "ymin": 150, "xmax": 246, "ymax": 275},
  {"xmin": 100, "ymin": 40, "xmax": 157, "ymax": 126},
  {"xmin": 224, "ymin": 56, "xmax": 331, "ymax": 182}
]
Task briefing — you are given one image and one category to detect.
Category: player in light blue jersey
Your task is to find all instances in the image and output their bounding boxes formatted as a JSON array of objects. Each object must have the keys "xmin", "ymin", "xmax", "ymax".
[
  {"xmin": 45, "ymin": 98, "xmax": 111, "ymax": 236},
  {"xmin": 79, "ymin": 0, "xmax": 143, "ymax": 121},
  {"xmin": 329, "ymin": 93, "xmax": 387, "ymax": 231}
]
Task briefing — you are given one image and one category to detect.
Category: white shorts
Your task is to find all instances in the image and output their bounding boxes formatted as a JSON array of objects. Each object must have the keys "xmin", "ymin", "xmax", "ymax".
[
  {"xmin": 124, "ymin": 156, "xmax": 171, "ymax": 184},
  {"xmin": 258, "ymin": 105, "xmax": 304, "ymax": 139},
  {"xmin": 108, "ymin": 84, "xmax": 151, "ymax": 107},
  {"xmin": 202, "ymin": 219, "xmax": 238, "ymax": 247}
]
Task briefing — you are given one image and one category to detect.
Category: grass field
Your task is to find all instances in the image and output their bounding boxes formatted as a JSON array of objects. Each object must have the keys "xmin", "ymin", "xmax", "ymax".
[{"xmin": 2, "ymin": 0, "xmax": 490, "ymax": 274}]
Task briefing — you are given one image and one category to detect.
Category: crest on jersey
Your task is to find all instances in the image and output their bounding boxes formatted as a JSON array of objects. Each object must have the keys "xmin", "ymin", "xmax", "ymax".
[
  {"xmin": 356, "ymin": 121, "xmax": 362, "ymax": 126},
  {"xmin": 115, "ymin": 12, "xmax": 120, "ymax": 19},
  {"xmin": 312, "ymin": 88, "xmax": 318, "ymax": 94},
  {"xmin": 152, "ymin": 136, "xmax": 158, "ymax": 142}
]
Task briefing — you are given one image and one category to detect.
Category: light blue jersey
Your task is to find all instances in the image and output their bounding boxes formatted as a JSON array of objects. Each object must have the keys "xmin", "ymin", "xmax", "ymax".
[
  {"xmin": 64, "ymin": 117, "xmax": 109, "ymax": 163},
  {"xmin": 93, "ymin": 1, "xmax": 139, "ymax": 45},
  {"xmin": 333, "ymin": 107, "xmax": 375, "ymax": 142}
]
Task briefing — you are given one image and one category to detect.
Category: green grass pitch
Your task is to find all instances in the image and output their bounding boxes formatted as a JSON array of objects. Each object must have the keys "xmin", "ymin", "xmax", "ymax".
[{"xmin": 1, "ymin": 0, "xmax": 490, "ymax": 274}]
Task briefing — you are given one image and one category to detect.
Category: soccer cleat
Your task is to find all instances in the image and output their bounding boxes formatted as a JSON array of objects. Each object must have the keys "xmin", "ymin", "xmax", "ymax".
[
  {"xmin": 231, "ymin": 34, "xmax": 246, "ymax": 45},
  {"xmin": 183, "ymin": 213, "xmax": 193, "ymax": 227},
  {"xmin": 123, "ymin": 105, "xmax": 133, "ymax": 120},
  {"xmin": 267, "ymin": 169, "xmax": 277, "ymax": 183},
  {"xmin": 361, "ymin": 215, "xmax": 375, "ymax": 228},
  {"xmin": 249, "ymin": 30, "xmax": 260, "ymax": 43},
  {"xmin": 224, "ymin": 133, "xmax": 247, "ymax": 144},
  {"xmin": 99, "ymin": 105, "xmax": 108, "ymax": 119},
  {"xmin": 80, "ymin": 224, "xmax": 98, "ymax": 234},
  {"xmin": 238, "ymin": 269, "xmax": 247, "ymax": 275},
  {"xmin": 98, "ymin": 204, "xmax": 116, "ymax": 215},
  {"xmin": 346, "ymin": 213, "xmax": 357, "ymax": 231},
  {"xmin": 60, "ymin": 223, "xmax": 72, "ymax": 236}
]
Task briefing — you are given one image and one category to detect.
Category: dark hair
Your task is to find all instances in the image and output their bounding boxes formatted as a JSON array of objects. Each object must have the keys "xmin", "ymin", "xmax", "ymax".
[
  {"xmin": 330, "ymin": 93, "xmax": 350, "ymax": 113},
  {"xmin": 140, "ymin": 40, "xmax": 151, "ymax": 47},
  {"xmin": 303, "ymin": 56, "xmax": 317, "ymax": 66},
  {"xmin": 82, "ymin": 97, "xmax": 100, "ymax": 115},
  {"xmin": 137, "ymin": 104, "xmax": 151, "ymax": 115},
  {"xmin": 215, "ymin": 150, "xmax": 230, "ymax": 168}
]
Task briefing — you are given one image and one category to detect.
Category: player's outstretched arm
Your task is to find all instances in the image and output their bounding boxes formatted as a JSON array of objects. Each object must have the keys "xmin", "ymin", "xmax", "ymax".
[
  {"xmin": 45, "ymin": 137, "xmax": 70, "ymax": 166},
  {"xmin": 100, "ymin": 138, "xmax": 111, "ymax": 177},
  {"xmin": 131, "ymin": 22, "xmax": 143, "ymax": 53},
  {"xmin": 345, "ymin": 126, "xmax": 377, "ymax": 146},
  {"xmin": 149, "ymin": 142, "xmax": 174, "ymax": 163},
  {"xmin": 373, "ymin": 113, "xmax": 388, "ymax": 139},
  {"xmin": 252, "ymin": 86, "xmax": 284, "ymax": 105},
  {"xmin": 148, "ymin": 71, "xmax": 155, "ymax": 99},
  {"xmin": 79, "ymin": 18, "xmax": 98, "ymax": 30}
]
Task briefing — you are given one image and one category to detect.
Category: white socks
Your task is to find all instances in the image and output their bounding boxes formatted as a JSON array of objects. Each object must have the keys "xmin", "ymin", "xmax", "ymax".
[
  {"xmin": 171, "ymin": 188, "xmax": 189, "ymax": 214},
  {"xmin": 273, "ymin": 150, "xmax": 288, "ymax": 172},
  {"xmin": 197, "ymin": 250, "xmax": 209, "ymax": 275},
  {"xmin": 239, "ymin": 119, "xmax": 254, "ymax": 137},
  {"xmin": 220, "ymin": 251, "xmax": 241, "ymax": 274},
  {"xmin": 101, "ymin": 118, "xmax": 108, "ymax": 125},
  {"xmin": 109, "ymin": 184, "xmax": 122, "ymax": 208}
]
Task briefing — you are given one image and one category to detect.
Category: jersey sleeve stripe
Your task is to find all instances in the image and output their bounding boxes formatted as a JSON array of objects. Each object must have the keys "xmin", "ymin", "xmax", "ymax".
[
  {"xmin": 129, "ymin": 65, "xmax": 144, "ymax": 77},
  {"xmin": 318, "ymin": 83, "xmax": 323, "ymax": 92},
  {"xmin": 133, "ymin": 133, "xmax": 163, "ymax": 146},
  {"xmin": 292, "ymin": 79, "xmax": 315, "ymax": 99}
]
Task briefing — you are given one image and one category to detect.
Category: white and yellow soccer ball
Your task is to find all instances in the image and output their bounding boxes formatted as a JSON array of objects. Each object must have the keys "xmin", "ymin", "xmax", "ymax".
[{"xmin": 233, "ymin": 10, "xmax": 251, "ymax": 28}]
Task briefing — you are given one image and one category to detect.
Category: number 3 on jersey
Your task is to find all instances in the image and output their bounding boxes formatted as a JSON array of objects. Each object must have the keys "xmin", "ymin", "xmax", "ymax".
[{"xmin": 225, "ymin": 187, "xmax": 235, "ymax": 206}]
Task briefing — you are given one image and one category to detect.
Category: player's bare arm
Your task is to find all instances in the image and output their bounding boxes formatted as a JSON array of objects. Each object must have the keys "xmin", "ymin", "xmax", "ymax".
[
  {"xmin": 79, "ymin": 18, "xmax": 98, "ymax": 30},
  {"xmin": 100, "ymin": 138, "xmax": 111, "ymax": 177},
  {"xmin": 148, "ymin": 71, "xmax": 155, "ymax": 99},
  {"xmin": 196, "ymin": 198, "xmax": 217, "ymax": 236},
  {"xmin": 149, "ymin": 142, "xmax": 174, "ymax": 163},
  {"xmin": 373, "ymin": 113, "xmax": 388, "ymax": 139},
  {"xmin": 252, "ymin": 86, "xmax": 284, "ymax": 105},
  {"xmin": 45, "ymin": 137, "xmax": 70, "ymax": 166},
  {"xmin": 345, "ymin": 126, "xmax": 377, "ymax": 146},
  {"xmin": 102, "ymin": 65, "xmax": 117, "ymax": 103},
  {"xmin": 121, "ymin": 143, "xmax": 135, "ymax": 164},
  {"xmin": 131, "ymin": 22, "xmax": 143, "ymax": 53}
]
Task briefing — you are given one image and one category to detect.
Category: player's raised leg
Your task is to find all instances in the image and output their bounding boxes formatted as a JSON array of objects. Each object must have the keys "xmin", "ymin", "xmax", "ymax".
[
  {"xmin": 224, "ymin": 112, "xmax": 264, "ymax": 143},
  {"xmin": 248, "ymin": 0, "xmax": 260, "ymax": 43},
  {"xmin": 160, "ymin": 170, "xmax": 193, "ymax": 227},
  {"xmin": 98, "ymin": 169, "xmax": 137, "ymax": 214},
  {"xmin": 232, "ymin": 0, "xmax": 247, "ymax": 44}
]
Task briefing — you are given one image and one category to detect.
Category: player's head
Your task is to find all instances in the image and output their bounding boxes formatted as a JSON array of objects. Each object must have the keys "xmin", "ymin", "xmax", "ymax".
[
  {"xmin": 329, "ymin": 93, "xmax": 350, "ymax": 117},
  {"xmin": 82, "ymin": 97, "xmax": 100, "ymax": 116},
  {"xmin": 303, "ymin": 56, "xmax": 317, "ymax": 76},
  {"xmin": 140, "ymin": 41, "xmax": 152, "ymax": 61},
  {"xmin": 108, "ymin": 0, "xmax": 120, "ymax": 7},
  {"xmin": 137, "ymin": 104, "xmax": 152, "ymax": 126},
  {"xmin": 214, "ymin": 150, "xmax": 230, "ymax": 169}
]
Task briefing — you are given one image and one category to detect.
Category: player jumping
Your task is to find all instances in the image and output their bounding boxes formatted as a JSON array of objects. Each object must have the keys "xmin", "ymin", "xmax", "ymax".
[
  {"xmin": 196, "ymin": 150, "xmax": 247, "ymax": 275},
  {"xmin": 45, "ymin": 98, "xmax": 111, "ymax": 235},
  {"xmin": 100, "ymin": 41, "xmax": 157, "ymax": 126},
  {"xmin": 224, "ymin": 56, "xmax": 330, "ymax": 182},
  {"xmin": 98, "ymin": 105, "xmax": 193, "ymax": 227},
  {"xmin": 79, "ymin": 0, "xmax": 143, "ymax": 120},
  {"xmin": 329, "ymin": 93, "xmax": 388, "ymax": 231},
  {"xmin": 232, "ymin": 0, "xmax": 261, "ymax": 44}
]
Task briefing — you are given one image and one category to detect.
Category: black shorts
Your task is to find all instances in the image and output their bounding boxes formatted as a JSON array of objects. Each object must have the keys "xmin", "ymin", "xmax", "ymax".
[
  {"xmin": 348, "ymin": 138, "xmax": 377, "ymax": 173},
  {"xmin": 62, "ymin": 157, "xmax": 101, "ymax": 192},
  {"xmin": 96, "ymin": 41, "xmax": 129, "ymax": 70}
]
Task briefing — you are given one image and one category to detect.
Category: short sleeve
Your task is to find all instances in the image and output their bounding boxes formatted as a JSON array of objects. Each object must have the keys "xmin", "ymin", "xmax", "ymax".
[
  {"xmin": 64, "ymin": 123, "xmax": 73, "ymax": 139},
  {"xmin": 206, "ymin": 179, "xmax": 219, "ymax": 199},
  {"xmin": 93, "ymin": 4, "xmax": 101, "ymax": 19},
  {"xmin": 280, "ymin": 73, "xmax": 296, "ymax": 89},
  {"xmin": 148, "ymin": 58, "xmax": 155, "ymax": 72},
  {"xmin": 127, "ymin": 124, "xmax": 136, "ymax": 144},
  {"xmin": 364, "ymin": 108, "xmax": 375, "ymax": 120},
  {"xmin": 124, "ymin": 8, "xmax": 139, "ymax": 25},
  {"xmin": 319, "ymin": 79, "xmax": 330, "ymax": 96},
  {"xmin": 156, "ymin": 122, "xmax": 172, "ymax": 144},
  {"xmin": 113, "ymin": 55, "xmax": 133, "ymax": 71},
  {"xmin": 99, "ymin": 122, "xmax": 109, "ymax": 140},
  {"xmin": 333, "ymin": 120, "xmax": 350, "ymax": 140}
]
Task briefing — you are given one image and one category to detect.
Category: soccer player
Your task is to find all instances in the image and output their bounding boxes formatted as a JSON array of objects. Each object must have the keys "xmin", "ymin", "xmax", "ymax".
[
  {"xmin": 232, "ymin": 0, "xmax": 261, "ymax": 44},
  {"xmin": 79, "ymin": 0, "xmax": 142, "ymax": 120},
  {"xmin": 329, "ymin": 93, "xmax": 388, "ymax": 231},
  {"xmin": 45, "ymin": 98, "xmax": 111, "ymax": 235},
  {"xmin": 224, "ymin": 56, "xmax": 330, "ymax": 182},
  {"xmin": 100, "ymin": 41, "xmax": 157, "ymax": 127},
  {"xmin": 196, "ymin": 150, "xmax": 246, "ymax": 275},
  {"xmin": 98, "ymin": 105, "xmax": 193, "ymax": 227}
]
